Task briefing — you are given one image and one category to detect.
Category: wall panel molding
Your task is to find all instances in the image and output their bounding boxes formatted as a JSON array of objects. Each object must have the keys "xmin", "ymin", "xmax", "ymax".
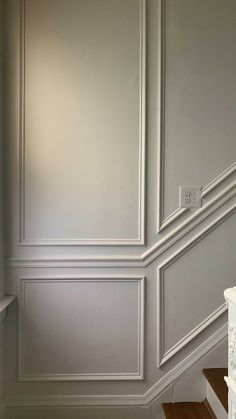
[
  {"xmin": 6, "ymin": 324, "xmax": 227, "ymax": 407},
  {"xmin": 156, "ymin": 0, "xmax": 236, "ymax": 232},
  {"xmin": 7, "ymin": 179, "xmax": 236, "ymax": 267},
  {"xmin": 159, "ymin": 162, "xmax": 236, "ymax": 232},
  {"xmin": 18, "ymin": 0, "xmax": 146, "ymax": 246},
  {"xmin": 156, "ymin": 0, "xmax": 166, "ymax": 232},
  {"xmin": 158, "ymin": 299, "xmax": 226, "ymax": 366},
  {"xmin": 19, "ymin": 275, "xmax": 145, "ymax": 381},
  {"xmin": 157, "ymin": 204, "xmax": 236, "ymax": 366}
]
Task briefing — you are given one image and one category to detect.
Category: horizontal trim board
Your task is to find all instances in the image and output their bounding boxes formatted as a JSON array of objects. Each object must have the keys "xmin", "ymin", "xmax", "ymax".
[
  {"xmin": 19, "ymin": 0, "xmax": 146, "ymax": 246},
  {"xmin": 7, "ymin": 181, "xmax": 236, "ymax": 268},
  {"xmin": 5, "ymin": 324, "xmax": 227, "ymax": 407},
  {"xmin": 19, "ymin": 276, "xmax": 145, "ymax": 381}
]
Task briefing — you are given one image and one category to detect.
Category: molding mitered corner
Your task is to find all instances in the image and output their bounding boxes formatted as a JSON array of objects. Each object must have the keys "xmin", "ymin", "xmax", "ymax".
[
  {"xmin": 145, "ymin": 323, "xmax": 227, "ymax": 405},
  {"xmin": 156, "ymin": 0, "xmax": 236, "ymax": 234},
  {"xmin": 18, "ymin": 0, "xmax": 146, "ymax": 247},
  {"xmin": 5, "ymin": 323, "xmax": 227, "ymax": 407},
  {"xmin": 145, "ymin": 180, "xmax": 236, "ymax": 266},
  {"xmin": 158, "ymin": 302, "xmax": 226, "ymax": 367},
  {"xmin": 6, "ymin": 179, "xmax": 236, "ymax": 268},
  {"xmin": 158, "ymin": 161, "xmax": 236, "ymax": 233},
  {"xmin": 157, "ymin": 203, "xmax": 236, "ymax": 366},
  {"xmin": 18, "ymin": 276, "xmax": 145, "ymax": 382}
]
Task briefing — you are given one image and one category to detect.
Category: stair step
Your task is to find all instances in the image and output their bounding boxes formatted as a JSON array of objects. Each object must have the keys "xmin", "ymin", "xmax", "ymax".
[
  {"xmin": 203, "ymin": 368, "xmax": 228, "ymax": 412},
  {"xmin": 162, "ymin": 401, "xmax": 215, "ymax": 419}
]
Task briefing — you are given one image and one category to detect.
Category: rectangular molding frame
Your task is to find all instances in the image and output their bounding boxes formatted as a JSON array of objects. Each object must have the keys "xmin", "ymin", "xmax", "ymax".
[
  {"xmin": 19, "ymin": 0, "xmax": 146, "ymax": 246},
  {"xmin": 156, "ymin": 0, "xmax": 236, "ymax": 233},
  {"xmin": 18, "ymin": 275, "xmax": 145, "ymax": 381},
  {"xmin": 157, "ymin": 204, "xmax": 236, "ymax": 366},
  {"xmin": 6, "ymin": 323, "xmax": 227, "ymax": 407},
  {"xmin": 7, "ymin": 177, "xmax": 236, "ymax": 267}
]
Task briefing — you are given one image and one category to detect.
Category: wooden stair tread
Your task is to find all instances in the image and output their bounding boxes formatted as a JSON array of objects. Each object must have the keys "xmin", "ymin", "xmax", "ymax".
[
  {"xmin": 203, "ymin": 368, "xmax": 228, "ymax": 412},
  {"xmin": 163, "ymin": 402, "xmax": 214, "ymax": 419}
]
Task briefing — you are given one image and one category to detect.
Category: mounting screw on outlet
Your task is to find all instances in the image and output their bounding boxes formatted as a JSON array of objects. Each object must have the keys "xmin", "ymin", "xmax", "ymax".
[{"xmin": 179, "ymin": 186, "xmax": 202, "ymax": 209}]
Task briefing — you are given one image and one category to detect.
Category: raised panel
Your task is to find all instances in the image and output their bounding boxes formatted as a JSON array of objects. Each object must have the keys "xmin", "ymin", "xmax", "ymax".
[
  {"xmin": 20, "ymin": 0, "xmax": 146, "ymax": 245},
  {"xmin": 19, "ymin": 276, "xmax": 145, "ymax": 380}
]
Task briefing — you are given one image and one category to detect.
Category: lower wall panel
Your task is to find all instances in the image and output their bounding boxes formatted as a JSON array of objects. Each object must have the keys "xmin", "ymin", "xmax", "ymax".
[{"xmin": 19, "ymin": 276, "xmax": 145, "ymax": 381}]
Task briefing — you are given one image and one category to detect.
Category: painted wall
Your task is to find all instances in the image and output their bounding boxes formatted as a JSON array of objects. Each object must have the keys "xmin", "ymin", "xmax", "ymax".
[
  {"xmin": 0, "ymin": 0, "xmax": 5, "ymax": 417},
  {"xmin": 3, "ymin": 0, "xmax": 236, "ymax": 417}
]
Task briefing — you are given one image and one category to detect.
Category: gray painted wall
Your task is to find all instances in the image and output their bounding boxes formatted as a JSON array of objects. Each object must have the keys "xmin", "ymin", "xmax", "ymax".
[
  {"xmin": 2, "ymin": 0, "xmax": 236, "ymax": 417},
  {"xmin": 0, "ymin": 0, "xmax": 5, "ymax": 417}
]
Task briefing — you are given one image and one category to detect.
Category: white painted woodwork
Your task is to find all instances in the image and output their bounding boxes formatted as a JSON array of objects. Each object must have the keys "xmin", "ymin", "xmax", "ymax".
[
  {"xmin": 159, "ymin": 213, "xmax": 236, "ymax": 363},
  {"xmin": 2, "ymin": 0, "xmax": 236, "ymax": 417},
  {"xmin": 163, "ymin": 0, "xmax": 236, "ymax": 223},
  {"xmin": 224, "ymin": 288, "xmax": 236, "ymax": 418},
  {"xmin": 5, "ymin": 323, "xmax": 227, "ymax": 407},
  {"xmin": 4, "ymin": 331, "xmax": 227, "ymax": 416},
  {"xmin": 19, "ymin": 277, "xmax": 144, "ymax": 380},
  {"xmin": 174, "ymin": 339, "xmax": 227, "ymax": 403},
  {"xmin": 206, "ymin": 382, "xmax": 227, "ymax": 419},
  {"xmin": 228, "ymin": 383, "xmax": 236, "ymax": 419},
  {"xmin": 20, "ymin": 0, "xmax": 145, "ymax": 245}
]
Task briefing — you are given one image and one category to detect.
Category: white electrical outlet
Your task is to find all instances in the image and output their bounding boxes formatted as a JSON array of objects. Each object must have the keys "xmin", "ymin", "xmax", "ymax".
[{"xmin": 179, "ymin": 186, "xmax": 202, "ymax": 209}]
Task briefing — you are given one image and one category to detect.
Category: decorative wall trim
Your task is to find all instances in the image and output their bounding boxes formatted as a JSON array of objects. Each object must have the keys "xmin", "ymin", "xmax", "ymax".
[
  {"xmin": 157, "ymin": 204, "xmax": 236, "ymax": 366},
  {"xmin": 156, "ymin": 0, "xmax": 166, "ymax": 232},
  {"xmin": 18, "ymin": 0, "xmax": 146, "ymax": 246},
  {"xmin": 155, "ymin": 0, "xmax": 236, "ymax": 233},
  {"xmin": 145, "ymin": 180, "xmax": 236, "ymax": 266},
  {"xmin": 5, "ymin": 323, "xmax": 227, "ymax": 407},
  {"xmin": 0, "ymin": 296, "xmax": 15, "ymax": 324},
  {"xmin": 145, "ymin": 323, "xmax": 227, "ymax": 405},
  {"xmin": 158, "ymin": 160, "xmax": 236, "ymax": 232},
  {"xmin": 18, "ymin": 276, "xmax": 145, "ymax": 381},
  {"xmin": 158, "ymin": 302, "xmax": 226, "ymax": 367},
  {"xmin": 7, "ymin": 179, "xmax": 236, "ymax": 268}
]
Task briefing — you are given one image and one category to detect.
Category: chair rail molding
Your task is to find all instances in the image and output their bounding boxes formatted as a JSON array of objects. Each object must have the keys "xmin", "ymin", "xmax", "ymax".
[
  {"xmin": 7, "ymin": 179, "xmax": 236, "ymax": 268},
  {"xmin": 18, "ymin": 275, "xmax": 145, "ymax": 382},
  {"xmin": 18, "ymin": 0, "xmax": 146, "ymax": 246}
]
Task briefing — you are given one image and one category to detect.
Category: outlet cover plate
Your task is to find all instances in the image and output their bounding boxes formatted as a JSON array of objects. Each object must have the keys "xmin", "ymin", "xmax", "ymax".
[{"xmin": 179, "ymin": 186, "xmax": 202, "ymax": 209}]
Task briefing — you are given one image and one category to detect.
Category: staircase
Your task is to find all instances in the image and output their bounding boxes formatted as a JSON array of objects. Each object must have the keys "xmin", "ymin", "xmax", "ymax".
[{"xmin": 162, "ymin": 368, "xmax": 228, "ymax": 418}]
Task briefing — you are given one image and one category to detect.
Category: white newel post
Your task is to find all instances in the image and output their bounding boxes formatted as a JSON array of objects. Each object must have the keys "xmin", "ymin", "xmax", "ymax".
[{"xmin": 224, "ymin": 288, "xmax": 236, "ymax": 419}]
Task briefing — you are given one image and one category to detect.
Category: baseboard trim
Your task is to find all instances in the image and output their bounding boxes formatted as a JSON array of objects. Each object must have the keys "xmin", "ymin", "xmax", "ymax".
[
  {"xmin": 5, "ymin": 324, "xmax": 227, "ymax": 408},
  {"xmin": 145, "ymin": 323, "xmax": 227, "ymax": 404}
]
